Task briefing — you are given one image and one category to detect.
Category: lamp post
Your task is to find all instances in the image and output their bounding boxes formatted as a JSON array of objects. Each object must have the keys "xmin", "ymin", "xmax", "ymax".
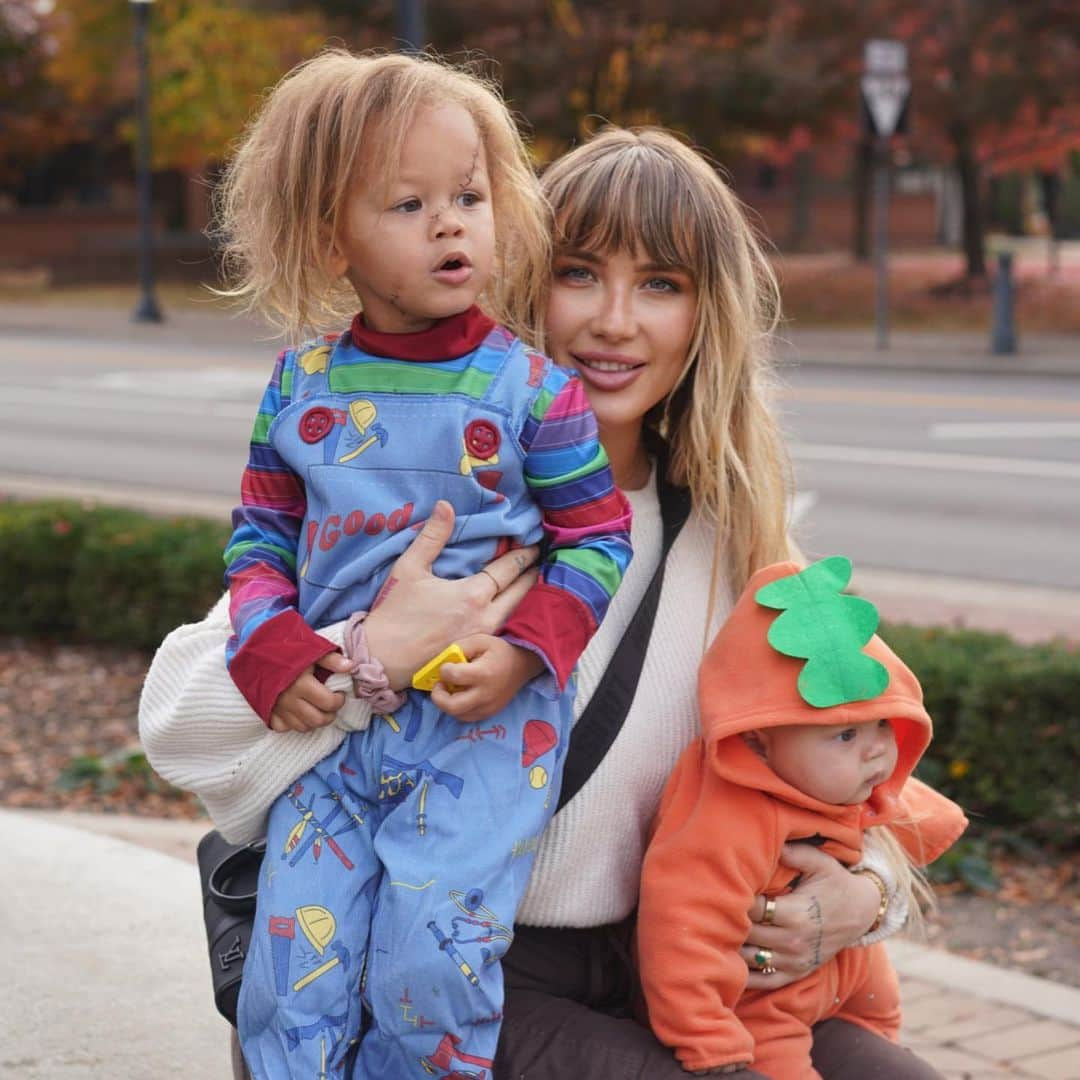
[
  {"xmin": 396, "ymin": 0, "xmax": 425, "ymax": 54},
  {"xmin": 131, "ymin": 0, "xmax": 163, "ymax": 323}
]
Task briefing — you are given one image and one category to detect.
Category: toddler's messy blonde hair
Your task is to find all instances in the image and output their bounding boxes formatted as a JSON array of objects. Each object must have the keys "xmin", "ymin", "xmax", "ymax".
[
  {"xmin": 213, "ymin": 48, "xmax": 550, "ymax": 342},
  {"xmin": 513, "ymin": 127, "xmax": 793, "ymax": 603}
]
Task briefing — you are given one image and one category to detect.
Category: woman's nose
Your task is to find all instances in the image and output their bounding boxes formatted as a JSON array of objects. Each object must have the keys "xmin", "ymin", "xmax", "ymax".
[{"xmin": 591, "ymin": 288, "xmax": 636, "ymax": 340}]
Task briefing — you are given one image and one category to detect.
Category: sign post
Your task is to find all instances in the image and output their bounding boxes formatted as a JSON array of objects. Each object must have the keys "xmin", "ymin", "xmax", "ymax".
[{"xmin": 861, "ymin": 40, "xmax": 910, "ymax": 350}]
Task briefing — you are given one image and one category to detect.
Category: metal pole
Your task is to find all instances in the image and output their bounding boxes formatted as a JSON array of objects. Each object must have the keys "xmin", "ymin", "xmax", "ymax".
[
  {"xmin": 991, "ymin": 251, "xmax": 1017, "ymax": 355},
  {"xmin": 872, "ymin": 138, "xmax": 890, "ymax": 350},
  {"xmin": 131, "ymin": 0, "xmax": 163, "ymax": 323},
  {"xmin": 396, "ymin": 0, "xmax": 425, "ymax": 54}
]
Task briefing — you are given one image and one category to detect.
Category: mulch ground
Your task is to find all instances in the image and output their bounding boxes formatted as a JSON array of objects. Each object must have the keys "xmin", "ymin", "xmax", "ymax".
[{"xmin": 2, "ymin": 637, "xmax": 1077, "ymax": 987}]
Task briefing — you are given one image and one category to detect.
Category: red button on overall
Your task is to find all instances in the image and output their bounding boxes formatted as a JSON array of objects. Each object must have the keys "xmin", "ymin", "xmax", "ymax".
[
  {"xmin": 299, "ymin": 406, "xmax": 334, "ymax": 443},
  {"xmin": 464, "ymin": 419, "xmax": 500, "ymax": 458}
]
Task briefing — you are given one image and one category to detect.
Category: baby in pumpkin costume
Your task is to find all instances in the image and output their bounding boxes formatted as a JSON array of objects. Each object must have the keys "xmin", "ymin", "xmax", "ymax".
[{"xmin": 637, "ymin": 557, "xmax": 968, "ymax": 1078}]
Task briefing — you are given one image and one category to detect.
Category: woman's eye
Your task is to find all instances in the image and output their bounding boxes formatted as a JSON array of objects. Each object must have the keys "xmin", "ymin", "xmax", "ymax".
[
  {"xmin": 395, "ymin": 198, "xmax": 422, "ymax": 213},
  {"xmin": 556, "ymin": 265, "xmax": 595, "ymax": 283},
  {"xmin": 644, "ymin": 276, "xmax": 680, "ymax": 293}
]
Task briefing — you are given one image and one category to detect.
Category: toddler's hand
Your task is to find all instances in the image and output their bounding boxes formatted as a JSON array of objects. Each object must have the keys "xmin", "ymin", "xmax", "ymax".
[
  {"xmin": 431, "ymin": 634, "xmax": 544, "ymax": 723},
  {"xmin": 269, "ymin": 651, "xmax": 353, "ymax": 733}
]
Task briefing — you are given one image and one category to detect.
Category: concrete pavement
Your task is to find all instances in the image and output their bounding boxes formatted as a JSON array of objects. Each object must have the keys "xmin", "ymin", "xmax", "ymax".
[{"xmin": 4, "ymin": 808, "xmax": 1079, "ymax": 1080}]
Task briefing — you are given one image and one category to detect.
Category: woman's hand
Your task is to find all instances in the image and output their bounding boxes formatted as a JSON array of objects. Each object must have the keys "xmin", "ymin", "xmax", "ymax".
[
  {"xmin": 741, "ymin": 843, "xmax": 881, "ymax": 990},
  {"xmin": 362, "ymin": 500, "xmax": 539, "ymax": 691}
]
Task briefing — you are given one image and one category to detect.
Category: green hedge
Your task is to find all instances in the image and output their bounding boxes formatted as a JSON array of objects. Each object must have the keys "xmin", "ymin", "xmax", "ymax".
[
  {"xmin": 2, "ymin": 500, "xmax": 230, "ymax": 650},
  {"xmin": 2, "ymin": 499, "xmax": 1078, "ymax": 844},
  {"xmin": 882, "ymin": 624, "xmax": 1079, "ymax": 848}
]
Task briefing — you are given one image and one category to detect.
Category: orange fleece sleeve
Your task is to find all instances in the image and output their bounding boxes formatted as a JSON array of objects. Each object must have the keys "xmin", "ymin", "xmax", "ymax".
[{"xmin": 637, "ymin": 742, "xmax": 780, "ymax": 1073}]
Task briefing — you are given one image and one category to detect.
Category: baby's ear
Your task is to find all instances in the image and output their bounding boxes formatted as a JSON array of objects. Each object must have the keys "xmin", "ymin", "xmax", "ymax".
[{"xmin": 741, "ymin": 730, "xmax": 768, "ymax": 759}]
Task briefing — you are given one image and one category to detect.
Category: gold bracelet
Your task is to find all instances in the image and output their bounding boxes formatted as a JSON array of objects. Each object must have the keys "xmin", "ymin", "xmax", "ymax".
[{"xmin": 854, "ymin": 868, "xmax": 889, "ymax": 934}]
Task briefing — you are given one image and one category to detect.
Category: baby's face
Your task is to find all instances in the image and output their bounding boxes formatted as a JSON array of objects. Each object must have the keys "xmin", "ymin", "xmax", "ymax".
[
  {"xmin": 332, "ymin": 102, "xmax": 496, "ymax": 333},
  {"xmin": 756, "ymin": 718, "xmax": 898, "ymax": 805}
]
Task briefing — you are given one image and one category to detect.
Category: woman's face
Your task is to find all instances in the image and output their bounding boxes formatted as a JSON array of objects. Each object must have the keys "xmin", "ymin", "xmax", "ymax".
[{"xmin": 544, "ymin": 246, "xmax": 697, "ymax": 443}]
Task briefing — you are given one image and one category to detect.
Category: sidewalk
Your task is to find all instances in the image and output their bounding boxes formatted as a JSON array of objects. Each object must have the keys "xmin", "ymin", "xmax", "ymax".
[
  {"xmin": 0, "ymin": 292, "xmax": 1077, "ymax": 377},
  {"xmin": 775, "ymin": 326, "xmax": 1080, "ymax": 379},
  {"xmin": 4, "ymin": 809, "xmax": 1079, "ymax": 1079}
]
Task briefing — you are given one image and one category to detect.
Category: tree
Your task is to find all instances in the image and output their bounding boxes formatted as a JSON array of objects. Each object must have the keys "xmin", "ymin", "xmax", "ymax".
[{"xmin": 786, "ymin": 0, "xmax": 1080, "ymax": 278}]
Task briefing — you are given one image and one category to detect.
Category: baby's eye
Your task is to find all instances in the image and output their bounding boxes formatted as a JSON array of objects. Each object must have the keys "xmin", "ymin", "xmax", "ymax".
[
  {"xmin": 877, "ymin": 718, "xmax": 891, "ymax": 730},
  {"xmin": 458, "ymin": 191, "xmax": 482, "ymax": 208},
  {"xmin": 394, "ymin": 197, "xmax": 422, "ymax": 213},
  {"xmin": 837, "ymin": 728, "xmax": 857, "ymax": 742}
]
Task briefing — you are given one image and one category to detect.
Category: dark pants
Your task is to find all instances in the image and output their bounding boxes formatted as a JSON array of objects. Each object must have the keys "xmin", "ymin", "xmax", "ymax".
[{"xmin": 495, "ymin": 921, "xmax": 942, "ymax": 1079}]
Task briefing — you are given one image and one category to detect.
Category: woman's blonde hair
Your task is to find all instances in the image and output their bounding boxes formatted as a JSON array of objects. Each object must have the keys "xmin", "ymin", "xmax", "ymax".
[
  {"xmin": 213, "ymin": 48, "xmax": 550, "ymax": 342},
  {"xmin": 511, "ymin": 127, "xmax": 793, "ymax": 598}
]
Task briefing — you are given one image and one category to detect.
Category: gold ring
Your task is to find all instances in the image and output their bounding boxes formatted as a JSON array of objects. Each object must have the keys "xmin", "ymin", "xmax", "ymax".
[
  {"xmin": 480, "ymin": 568, "xmax": 500, "ymax": 597},
  {"xmin": 752, "ymin": 947, "xmax": 773, "ymax": 971},
  {"xmin": 762, "ymin": 897, "xmax": 777, "ymax": 925}
]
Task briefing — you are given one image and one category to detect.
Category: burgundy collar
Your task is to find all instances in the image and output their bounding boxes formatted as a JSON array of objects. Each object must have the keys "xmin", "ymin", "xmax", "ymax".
[{"xmin": 349, "ymin": 306, "xmax": 496, "ymax": 361}]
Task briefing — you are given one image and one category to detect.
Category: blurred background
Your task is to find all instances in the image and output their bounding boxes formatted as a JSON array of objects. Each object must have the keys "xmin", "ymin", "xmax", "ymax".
[{"xmin": 1, "ymin": 0, "xmax": 1078, "ymax": 328}]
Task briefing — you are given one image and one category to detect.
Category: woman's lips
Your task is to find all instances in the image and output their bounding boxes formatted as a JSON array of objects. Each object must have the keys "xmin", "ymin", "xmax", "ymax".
[{"xmin": 571, "ymin": 352, "xmax": 645, "ymax": 392}]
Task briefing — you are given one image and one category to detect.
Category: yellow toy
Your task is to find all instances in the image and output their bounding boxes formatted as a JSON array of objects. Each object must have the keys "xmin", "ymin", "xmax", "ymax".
[{"xmin": 411, "ymin": 643, "xmax": 469, "ymax": 693}]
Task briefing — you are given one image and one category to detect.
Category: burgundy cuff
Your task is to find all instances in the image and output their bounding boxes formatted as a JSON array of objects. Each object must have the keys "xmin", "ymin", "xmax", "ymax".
[
  {"xmin": 500, "ymin": 583, "xmax": 594, "ymax": 691},
  {"xmin": 229, "ymin": 609, "xmax": 338, "ymax": 725}
]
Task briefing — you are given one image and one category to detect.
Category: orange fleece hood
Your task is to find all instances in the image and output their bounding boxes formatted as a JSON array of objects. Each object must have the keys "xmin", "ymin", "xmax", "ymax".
[{"xmin": 698, "ymin": 559, "xmax": 932, "ymax": 830}]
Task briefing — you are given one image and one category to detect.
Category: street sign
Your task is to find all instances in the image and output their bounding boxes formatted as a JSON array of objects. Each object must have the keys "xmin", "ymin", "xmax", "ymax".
[{"xmin": 861, "ymin": 39, "xmax": 910, "ymax": 138}]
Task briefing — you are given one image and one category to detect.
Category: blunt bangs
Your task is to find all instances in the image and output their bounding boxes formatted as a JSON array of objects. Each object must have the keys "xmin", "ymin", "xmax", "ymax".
[{"xmin": 547, "ymin": 140, "xmax": 701, "ymax": 275}]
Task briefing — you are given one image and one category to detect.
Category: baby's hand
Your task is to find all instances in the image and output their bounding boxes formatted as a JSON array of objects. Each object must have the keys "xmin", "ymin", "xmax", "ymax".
[
  {"xmin": 269, "ymin": 651, "xmax": 353, "ymax": 733},
  {"xmin": 431, "ymin": 634, "xmax": 544, "ymax": 723}
]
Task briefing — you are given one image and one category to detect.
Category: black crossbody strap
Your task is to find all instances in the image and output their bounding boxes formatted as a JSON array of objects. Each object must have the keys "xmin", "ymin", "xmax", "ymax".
[{"xmin": 556, "ymin": 456, "xmax": 692, "ymax": 812}]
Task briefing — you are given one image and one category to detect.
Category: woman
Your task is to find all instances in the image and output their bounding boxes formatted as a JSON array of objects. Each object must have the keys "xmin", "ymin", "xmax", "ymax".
[{"xmin": 141, "ymin": 127, "xmax": 950, "ymax": 1077}]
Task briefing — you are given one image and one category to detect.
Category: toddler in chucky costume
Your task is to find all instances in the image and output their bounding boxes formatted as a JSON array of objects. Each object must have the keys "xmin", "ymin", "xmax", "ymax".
[{"xmin": 638, "ymin": 556, "xmax": 967, "ymax": 1078}]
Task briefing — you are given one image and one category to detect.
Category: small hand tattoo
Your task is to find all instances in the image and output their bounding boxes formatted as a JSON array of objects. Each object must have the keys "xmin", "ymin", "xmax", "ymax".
[{"xmin": 808, "ymin": 896, "xmax": 824, "ymax": 969}]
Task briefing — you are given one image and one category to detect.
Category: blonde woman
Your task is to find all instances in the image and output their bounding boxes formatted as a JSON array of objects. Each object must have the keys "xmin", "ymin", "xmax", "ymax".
[{"xmin": 142, "ymin": 126, "xmax": 951, "ymax": 1077}]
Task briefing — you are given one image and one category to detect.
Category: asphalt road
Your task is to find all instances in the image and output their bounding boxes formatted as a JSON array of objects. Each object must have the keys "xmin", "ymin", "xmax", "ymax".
[
  {"xmin": 781, "ymin": 366, "xmax": 1080, "ymax": 589},
  {"xmin": 1, "ymin": 330, "xmax": 1078, "ymax": 592}
]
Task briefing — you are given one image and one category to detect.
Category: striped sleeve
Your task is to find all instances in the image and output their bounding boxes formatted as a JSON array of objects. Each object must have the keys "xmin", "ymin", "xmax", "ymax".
[
  {"xmin": 501, "ymin": 369, "xmax": 633, "ymax": 689},
  {"xmin": 223, "ymin": 351, "xmax": 335, "ymax": 721}
]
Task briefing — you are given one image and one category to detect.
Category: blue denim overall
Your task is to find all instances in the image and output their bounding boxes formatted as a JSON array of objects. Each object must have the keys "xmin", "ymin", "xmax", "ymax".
[{"xmin": 237, "ymin": 334, "xmax": 573, "ymax": 1079}]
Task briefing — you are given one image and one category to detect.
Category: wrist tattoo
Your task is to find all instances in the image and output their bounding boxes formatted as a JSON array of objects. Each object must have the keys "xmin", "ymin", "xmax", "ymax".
[
  {"xmin": 372, "ymin": 575, "xmax": 398, "ymax": 609},
  {"xmin": 808, "ymin": 896, "xmax": 824, "ymax": 968}
]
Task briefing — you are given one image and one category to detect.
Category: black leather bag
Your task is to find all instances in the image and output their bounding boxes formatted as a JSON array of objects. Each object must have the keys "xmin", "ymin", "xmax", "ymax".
[
  {"xmin": 198, "ymin": 452, "xmax": 690, "ymax": 1028},
  {"xmin": 196, "ymin": 829, "xmax": 265, "ymax": 1025}
]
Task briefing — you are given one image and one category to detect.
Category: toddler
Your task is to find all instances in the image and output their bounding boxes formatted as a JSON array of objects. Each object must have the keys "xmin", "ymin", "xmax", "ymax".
[{"xmin": 218, "ymin": 50, "xmax": 632, "ymax": 1078}]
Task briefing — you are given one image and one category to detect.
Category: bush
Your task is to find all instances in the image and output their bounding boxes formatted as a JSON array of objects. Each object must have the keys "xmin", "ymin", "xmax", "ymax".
[
  {"xmin": 0, "ymin": 500, "xmax": 94, "ymax": 638},
  {"xmin": 2, "ymin": 498, "xmax": 229, "ymax": 650},
  {"xmin": 882, "ymin": 623, "xmax": 1080, "ymax": 848},
  {"xmin": 2, "ymin": 499, "xmax": 1077, "ymax": 843}
]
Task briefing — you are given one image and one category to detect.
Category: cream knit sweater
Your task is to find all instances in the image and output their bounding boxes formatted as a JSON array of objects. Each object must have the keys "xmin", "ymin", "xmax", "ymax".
[{"xmin": 140, "ymin": 474, "xmax": 728, "ymax": 927}]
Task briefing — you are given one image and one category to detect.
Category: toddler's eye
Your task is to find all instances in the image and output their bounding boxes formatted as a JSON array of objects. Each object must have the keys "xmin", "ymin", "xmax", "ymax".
[
  {"xmin": 837, "ymin": 728, "xmax": 857, "ymax": 742},
  {"xmin": 458, "ymin": 191, "xmax": 481, "ymax": 208},
  {"xmin": 395, "ymin": 197, "xmax": 422, "ymax": 213}
]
